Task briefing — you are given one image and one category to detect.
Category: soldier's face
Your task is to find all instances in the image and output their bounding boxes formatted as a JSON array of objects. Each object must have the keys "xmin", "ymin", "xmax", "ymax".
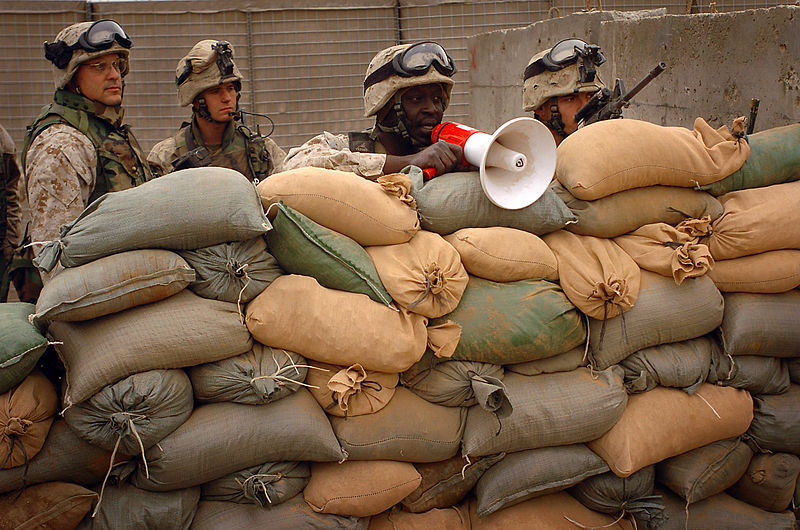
[
  {"xmin": 74, "ymin": 53, "xmax": 125, "ymax": 106},
  {"xmin": 401, "ymin": 84, "xmax": 446, "ymax": 146},
  {"xmin": 199, "ymin": 83, "xmax": 238, "ymax": 123}
]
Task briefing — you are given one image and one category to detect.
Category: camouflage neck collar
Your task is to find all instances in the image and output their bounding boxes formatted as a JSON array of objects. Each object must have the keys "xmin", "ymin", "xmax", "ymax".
[{"xmin": 54, "ymin": 89, "xmax": 126, "ymax": 128}]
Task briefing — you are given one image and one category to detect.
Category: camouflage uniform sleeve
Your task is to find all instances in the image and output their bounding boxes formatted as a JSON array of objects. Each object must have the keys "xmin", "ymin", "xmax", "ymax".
[
  {"xmin": 1, "ymin": 125, "xmax": 24, "ymax": 261},
  {"xmin": 266, "ymin": 138, "xmax": 287, "ymax": 175},
  {"xmin": 281, "ymin": 131, "xmax": 387, "ymax": 180},
  {"xmin": 147, "ymin": 136, "xmax": 179, "ymax": 177},
  {"xmin": 25, "ymin": 124, "xmax": 96, "ymax": 281}
]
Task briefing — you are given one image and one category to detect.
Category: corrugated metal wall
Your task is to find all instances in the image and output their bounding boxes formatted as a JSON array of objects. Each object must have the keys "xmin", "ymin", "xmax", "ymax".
[{"xmin": 0, "ymin": 0, "xmax": 786, "ymax": 155}]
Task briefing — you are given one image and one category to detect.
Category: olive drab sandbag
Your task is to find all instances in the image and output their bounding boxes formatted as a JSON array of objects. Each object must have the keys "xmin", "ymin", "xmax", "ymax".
[
  {"xmin": 542, "ymin": 230, "xmax": 640, "ymax": 319},
  {"xmin": 131, "ymin": 389, "xmax": 344, "ymax": 492},
  {"xmin": 555, "ymin": 117, "xmax": 750, "ymax": 201},
  {"xmin": 201, "ymin": 461, "xmax": 310, "ymax": 507},
  {"xmin": 188, "ymin": 344, "xmax": 307, "ymax": 405},
  {"xmin": 619, "ymin": 336, "xmax": 716, "ymax": 394},
  {"xmin": 613, "ymin": 223, "xmax": 714, "ymax": 285},
  {"xmin": 707, "ymin": 180, "xmax": 800, "ymax": 260},
  {"xmin": 178, "ymin": 237, "xmax": 282, "ymax": 304},
  {"xmin": 62, "ymin": 370, "xmax": 194, "ymax": 456},
  {"xmin": 366, "ymin": 230, "xmax": 468, "ymax": 318},
  {"xmin": 718, "ymin": 291, "xmax": 800, "ymax": 357},
  {"xmin": 403, "ymin": 453, "xmax": 505, "ymax": 513},
  {"xmin": 719, "ymin": 356, "xmax": 791, "ymax": 395},
  {"xmin": 80, "ymin": 483, "xmax": 200, "ymax": 530},
  {"xmin": 655, "ymin": 437, "xmax": 754, "ymax": 504},
  {"xmin": 245, "ymin": 275, "xmax": 428, "ymax": 373},
  {"xmin": 699, "ymin": 123, "xmax": 800, "ymax": 196},
  {"xmin": 587, "ymin": 271, "xmax": 724, "ymax": 370},
  {"xmin": 462, "ymin": 368, "xmax": 627, "ymax": 458},
  {"xmin": 0, "ymin": 371, "xmax": 58, "ymax": 469},
  {"xmin": 0, "ymin": 303, "xmax": 48, "ymax": 395},
  {"xmin": 0, "ymin": 482, "xmax": 97, "ymax": 530},
  {"xmin": 407, "ymin": 167, "xmax": 576, "ymax": 236},
  {"xmin": 34, "ymin": 167, "xmax": 272, "ymax": 272},
  {"xmin": 305, "ymin": 361, "xmax": 397, "ymax": 417},
  {"xmin": 429, "ymin": 276, "xmax": 585, "ymax": 365},
  {"xmin": 265, "ymin": 202, "xmax": 392, "ymax": 305},
  {"xmin": 656, "ymin": 486, "xmax": 797, "ymax": 530},
  {"xmin": 551, "ymin": 181, "xmax": 724, "ymax": 238},
  {"xmin": 587, "ymin": 384, "xmax": 754, "ymax": 478},
  {"xmin": 443, "ymin": 227, "xmax": 558, "ymax": 282},
  {"xmin": 190, "ymin": 494, "xmax": 367, "ymax": 530},
  {"xmin": 708, "ymin": 250, "xmax": 800, "ymax": 293},
  {"xmin": 49, "ymin": 289, "xmax": 253, "ymax": 406},
  {"xmin": 257, "ymin": 168, "xmax": 419, "ymax": 246},
  {"xmin": 504, "ymin": 346, "xmax": 587, "ymax": 376},
  {"xmin": 474, "ymin": 444, "xmax": 609, "ymax": 517},
  {"xmin": 728, "ymin": 452, "xmax": 800, "ymax": 512},
  {"xmin": 32, "ymin": 249, "xmax": 195, "ymax": 322},
  {"xmin": 304, "ymin": 460, "xmax": 421, "ymax": 517},
  {"xmin": 329, "ymin": 387, "xmax": 466, "ymax": 463},
  {"xmin": 746, "ymin": 385, "xmax": 800, "ymax": 455}
]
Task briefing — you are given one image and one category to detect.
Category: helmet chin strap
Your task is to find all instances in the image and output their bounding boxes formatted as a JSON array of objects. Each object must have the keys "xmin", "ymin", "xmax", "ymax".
[
  {"xmin": 535, "ymin": 97, "xmax": 568, "ymax": 140},
  {"xmin": 375, "ymin": 93, "xmax": 427, "ymax": 149}
]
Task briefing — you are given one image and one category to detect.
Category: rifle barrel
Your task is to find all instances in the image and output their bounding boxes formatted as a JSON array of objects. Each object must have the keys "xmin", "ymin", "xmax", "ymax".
[{"xmin": 622, "ymin": 61, "xmax": 667, "ymax": 104}]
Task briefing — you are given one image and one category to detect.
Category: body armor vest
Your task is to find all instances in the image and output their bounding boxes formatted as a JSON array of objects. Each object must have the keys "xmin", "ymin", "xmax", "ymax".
[{"xmin": 23, "ymin": 90, "xmax": 153, "ymax": 204}]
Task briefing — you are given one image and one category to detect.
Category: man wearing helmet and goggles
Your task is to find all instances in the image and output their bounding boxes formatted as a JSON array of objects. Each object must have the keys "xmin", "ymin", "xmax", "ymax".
[
  {"xmin": 283, "ymin": 41, "xmax": 464, "ymax": 179},
  {"xmin": 21, "ymin": 19, "xmax": 154, "ymax": 283},
  {"xmin": 523, "ymin": 38, "xmax": 607, "ymax": 146},
  {"xmin": 148, "ymin": 40, "xmax": 285, "ymax": 181}
]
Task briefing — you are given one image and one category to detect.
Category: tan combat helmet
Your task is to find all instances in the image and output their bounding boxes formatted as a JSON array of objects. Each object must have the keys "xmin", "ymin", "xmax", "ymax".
[
  {"xmin": 363, "ymin": 41, "xmax": 456, "ymax": 118},
  {"xmin": 522, "ymin": 38, "xmax": 606, "ymax": 112},
  {"xmin": 44, "ymin": 19, "xmax": 132, "ymax": 90},
  {"xmin": 175, "ymin": 40, "xmax": 243, "ymax": 107}
]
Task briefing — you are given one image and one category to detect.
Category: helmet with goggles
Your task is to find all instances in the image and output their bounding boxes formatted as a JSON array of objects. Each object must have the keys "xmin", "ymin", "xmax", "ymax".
[
  {"xmin": 175, "ymin": 40, "xmax": 243, "ymax": 107},
  {"xmin": 522, "ymin": 38, "xmax": 606, "ymax": 112},
  {"xmin": 363, "ymin": 41, "xmax": 456, "ymax": 118},
  {"xmin": 44, "ymin": 19, "xmax": 132, "ymax": 90}
]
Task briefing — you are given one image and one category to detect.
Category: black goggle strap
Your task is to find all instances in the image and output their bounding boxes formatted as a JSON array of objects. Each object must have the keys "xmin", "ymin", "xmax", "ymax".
[{"xmin": 364, "ymin": 42, "xmax": 455, "ymax": 92}]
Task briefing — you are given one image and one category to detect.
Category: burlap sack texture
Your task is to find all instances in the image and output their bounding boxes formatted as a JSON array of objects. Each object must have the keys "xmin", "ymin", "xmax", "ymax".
[
  {"xmin": 305, "ymin": 360, "xmax": 397, "ymax": 417},
  {"xmin": 0, "ymin": 302, "xmax": 48, "ymax": 394},
  {"xmin": 0, "ymin": 371, "xmax": 58, "ymax": 469}
]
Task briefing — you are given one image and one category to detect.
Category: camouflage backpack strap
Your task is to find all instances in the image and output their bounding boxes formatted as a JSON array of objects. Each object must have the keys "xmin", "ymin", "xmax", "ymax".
[{"xmin": 21, "ymin": 103, "xmax": 66, "ymax": 170}]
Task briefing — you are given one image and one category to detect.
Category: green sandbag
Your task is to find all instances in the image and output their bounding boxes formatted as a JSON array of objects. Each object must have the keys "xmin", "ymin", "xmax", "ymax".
[
  {"xmin": 78, "ymin": 483, "xmax": 199, "ymax": 530},
  {"xmin": 0, "ymin": 302, "xmax": 48, "ymax": 394},
  {"xmin": 266, "ymin": 202, "xmax": 392, "ymax": 305},
  {"xmin": 430, "ymin": 276, "xmax": 585, "ymax": 364},
  {"xmin": 201, "ymin": 461, "xmax": 309, "ymax": 507},
  {"xmin": 700, "ymin": 123, "xmax": 800, "ymax": 196}
]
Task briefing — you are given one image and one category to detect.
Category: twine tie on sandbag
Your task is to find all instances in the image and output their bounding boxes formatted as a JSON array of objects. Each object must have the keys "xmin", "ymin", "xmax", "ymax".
[
  {"xmin": 230, "ymin": 261, "xmax": 251, "ymax": 324},
  {"xmin": 408, "ymin": 273, "xmax": 432, "ymax": 311},
  {"xmin": 238, "ymin": 472, "xmax": 282, "ymax": 507},
  {"xmin": 461, "ymin": 454, "xmax": 472, "ymax": 479},
  {"xmin": 250, "ymin": 350, "xmax": 321, "ymax": 399},
  {"xmin": 563, "ymin": 510, "xmax": 629, "ymax": 530},
  {"xmin": 3, "ymin": 416, "xmax": 32, "ymax": 437},
  {"xmin": 693, "ymin": 392, "xmax": 721, "ymax": 419}
]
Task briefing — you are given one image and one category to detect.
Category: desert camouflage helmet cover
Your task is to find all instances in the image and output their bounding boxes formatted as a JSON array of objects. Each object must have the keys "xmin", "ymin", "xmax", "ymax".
[
  {"xmin": 522, "ymin": 47, "xmax": 605, "ymax": 112},
  {"xmin": 48, "ymin": 21, "xmax": 131, "ymax": 90},
  {"xmin": 176, "ymin": 40, "xmax": 243, "ymax": 107},
  {"xmin": 363, "ymin": 44, "xmax": 455, "ymax": 118}
]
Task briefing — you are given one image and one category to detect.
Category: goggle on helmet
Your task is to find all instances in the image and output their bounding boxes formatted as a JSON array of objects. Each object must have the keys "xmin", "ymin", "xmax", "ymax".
[
  {"xmin": 45, "ymin": 19, "xmax": 132, "ymax": 70},
  {"xmin": 363, "ymin": 41, "xmax": 457, "ymax": 91}
]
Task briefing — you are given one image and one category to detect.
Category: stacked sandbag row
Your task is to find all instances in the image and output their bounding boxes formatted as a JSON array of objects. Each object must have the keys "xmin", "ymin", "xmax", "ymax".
[{"xmin": 548, "ymin": 118, "xmax": 800, "ymax": 528}]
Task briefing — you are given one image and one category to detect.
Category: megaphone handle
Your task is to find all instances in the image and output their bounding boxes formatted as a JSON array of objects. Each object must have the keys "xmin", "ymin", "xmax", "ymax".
[{"xmin": 422, "ymin": 167, "xmax": 437, "ymax": 180}]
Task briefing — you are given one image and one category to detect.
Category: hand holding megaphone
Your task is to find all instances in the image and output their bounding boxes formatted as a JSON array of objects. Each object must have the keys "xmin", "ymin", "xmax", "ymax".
[{"xmin": 420, "ymin": 118, "xmax": 557, "ymax": 210}]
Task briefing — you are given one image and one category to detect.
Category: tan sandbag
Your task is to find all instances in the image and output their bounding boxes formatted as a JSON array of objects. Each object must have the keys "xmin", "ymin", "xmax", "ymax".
[
  {"xmin": 305, "ymin": 361, "xmax": 397, "ymax": 417},
  {"xmin": 369, "ymin": 506, "xmax": 469, "ymax": 529},
  {"xmin": 304, "ymin": 460, "xmax": 421, "ymax": 517},
  {"xmin": 0, "ymin": 371, "xmax": 58, "ymax": 469},
  {"xmin": 708, "ymin": 250, "xmax": 800, "ymax": 293},
  {"xmin": 49, "ymin": 289, "xmax": 253, "ymax": 406},
  {"xmin": 443, "ymin": 227, "xmax": 558, "ymax": 282},
  {"xmin": 588, "ymin": 384, "xmax": 754, "ymax": 478},
  {"xmin": 556, "ymin": 117, "xmax": 750, "ymax": 200},
  {"xmin": 708, "ymin": 180, "xmax": 800, "ymax": 260},
  {"xmin": 257, "ymin": 168, "xmax": 419, "ymax": 246},
  {"xmin": 365, "ymin": 230, "xmax": 468, "ymax": 318},
  {"xmin": 245, "ymin": 275, "xmax": 428, "ymax": 373},
  {"xmin": 542, "ymin": 230, "xmax": 640, "ymax": 319},
  {"xmin": 552, "ymin": 181, "xmax": 724, "ymax": 238},
  {"xmin": 33, "ymin": 249, "xmax": 194, "ymax": 322},
  {"xmin": 0, "ymin": 481, "xmax": 97, "ymax": 530},
  {"xmin": 468, "ymin": 491, "xmax": 634, "ymax": 529},
  {"xmin": 614, "ymin": 223, "xmax": 714, "ymax": 285}
]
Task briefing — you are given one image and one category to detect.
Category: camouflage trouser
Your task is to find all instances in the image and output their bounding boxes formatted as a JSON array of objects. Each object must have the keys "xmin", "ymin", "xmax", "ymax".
[{"xmin": 1, "ymin": 254, "xmax": 42, "ymax": 303}]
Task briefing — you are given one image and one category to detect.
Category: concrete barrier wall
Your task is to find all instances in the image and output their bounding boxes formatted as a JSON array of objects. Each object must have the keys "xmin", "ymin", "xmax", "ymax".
[{"xmin": 467, "ymin": 6, "xmax": 800, "ymax": 134}]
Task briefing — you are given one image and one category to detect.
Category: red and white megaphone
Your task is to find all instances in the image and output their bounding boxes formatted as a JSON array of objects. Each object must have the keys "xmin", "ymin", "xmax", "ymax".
[{"xmin": 422, "ymin": 117, "xmax": 557, "ymax": 210}]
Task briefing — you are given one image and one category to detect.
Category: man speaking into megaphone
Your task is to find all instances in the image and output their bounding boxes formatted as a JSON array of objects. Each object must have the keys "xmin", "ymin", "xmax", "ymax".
[{"xmin": 283, "ymin": 41, "xmax": 467, "ymax": 180}]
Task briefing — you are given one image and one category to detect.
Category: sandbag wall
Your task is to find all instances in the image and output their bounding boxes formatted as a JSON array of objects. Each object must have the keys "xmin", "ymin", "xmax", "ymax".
[{"xmin": 0, "ymin": 118, "xmax": 798, "ymax": 529}]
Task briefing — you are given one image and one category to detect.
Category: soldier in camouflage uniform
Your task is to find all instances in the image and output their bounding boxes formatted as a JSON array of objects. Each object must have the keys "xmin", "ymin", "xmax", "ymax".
[
  {"xmin": 23, "ymin": 19, "xmax": 154, "ymax": 283},
  {"xmin": 523, "ymin": 38, "xmax": 607, "ymax": 146},
  {"xmin": 148, "ymin": 40, "xmax": 285, "ymax": 180},
  {"xmin": 282, "ymin": 41, "xmax": 464, "ymax": 180}
]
